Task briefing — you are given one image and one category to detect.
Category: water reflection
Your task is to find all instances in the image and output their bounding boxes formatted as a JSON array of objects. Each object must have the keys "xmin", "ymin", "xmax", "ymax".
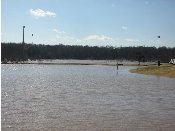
[{"xmin": 1, "ymin": 64, "xmax": 175, "ymax": 130}]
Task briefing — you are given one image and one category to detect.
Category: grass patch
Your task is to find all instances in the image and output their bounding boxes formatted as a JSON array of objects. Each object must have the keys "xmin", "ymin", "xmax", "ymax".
[{"xmin": 130, "ymin": 64, "xmax": 175, "ymax": 78}]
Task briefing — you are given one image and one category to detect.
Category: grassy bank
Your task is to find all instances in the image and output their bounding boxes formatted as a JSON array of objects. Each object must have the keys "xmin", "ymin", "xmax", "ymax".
[{"xmin": 130, "ymin": 64, "xmax": 175, "ymax": 78}]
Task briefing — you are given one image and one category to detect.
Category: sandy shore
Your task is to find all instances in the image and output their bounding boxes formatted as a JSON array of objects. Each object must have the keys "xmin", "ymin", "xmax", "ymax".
[{"xmin": 130, "ymin": 64, "xmax": 175, "ymax": 78}]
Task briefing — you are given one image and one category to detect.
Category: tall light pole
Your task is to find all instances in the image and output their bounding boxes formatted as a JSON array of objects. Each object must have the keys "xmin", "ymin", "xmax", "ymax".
[
  {"xmin": 23, "ymin": 26, "xmax": 25, "ymax": 44},
  {"xmin": 22, "ymin": 26, "xmax": 25, "ymax": 61},
  {"xmin": 157, "ymin": 35, "xmax": 160, "ymax": 66}
]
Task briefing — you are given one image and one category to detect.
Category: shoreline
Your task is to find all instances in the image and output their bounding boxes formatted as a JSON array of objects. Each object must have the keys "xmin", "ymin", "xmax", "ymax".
[
  {"xmin": 1, "ymin": 62, "xmax": 124, "ymax": 66},
  {"xmin": 130, "ymin": 64, "xmax": 175, "ymax": 78},
  {"xmin": 1, "ymin": 59, "xmax": 156, "ymax": 66}
]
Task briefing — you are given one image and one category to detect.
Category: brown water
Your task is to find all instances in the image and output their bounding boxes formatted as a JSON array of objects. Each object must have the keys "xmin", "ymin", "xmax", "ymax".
[{"xmin": 1, "ymin": 64, "xmax": 175, "ymax": 130}]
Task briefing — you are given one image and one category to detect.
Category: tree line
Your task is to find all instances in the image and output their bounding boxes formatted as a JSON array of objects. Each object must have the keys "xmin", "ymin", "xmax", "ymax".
[{"xmin": 1, "ymin": 42, "xmax": 175, "ymax": 63}]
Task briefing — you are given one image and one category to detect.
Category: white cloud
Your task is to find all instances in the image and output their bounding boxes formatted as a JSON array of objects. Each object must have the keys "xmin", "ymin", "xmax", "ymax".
[
  {"xmin": 53, "ymin": 29, "xmax": 59, "ymax": 33},
  {"xmin": 84, "ymin": 35, "xmax": 113, "ymax": 41},
  {"xmin": 122, "ymin": 26, "xmax": 128, "ymax": 30},
  {"xmin": 29, "ymin": 9, "xmax": 56, "ymax": 18},
  {"xmin": 53, "ymin": 29, "xmax": 66, "ymax": 34},
  {"xmin": 125, "ymin": 38, "xmax": 139, "ymax": 42},
  {"xmin": 52, "ymin": 29, "xmax": 82, "ymax": 45},
  {"xmin": 51, "ymin": 33, "xmax": 115, "ymax": 46},
  {"xmin": 54, "ymin": 35, "xmax": 82, "ymax": 45}
]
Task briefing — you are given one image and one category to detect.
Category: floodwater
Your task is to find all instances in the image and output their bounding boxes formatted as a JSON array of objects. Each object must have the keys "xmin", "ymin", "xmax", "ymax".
[{"xmin": 1, "ymin": 64, "xmax": 175, "ymax": 130}]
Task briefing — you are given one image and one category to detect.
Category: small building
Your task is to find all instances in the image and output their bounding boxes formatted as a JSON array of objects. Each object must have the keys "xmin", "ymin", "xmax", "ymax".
[{"xmin": 169, "ymin": 59, "xmax": 175, "ymax": 64}]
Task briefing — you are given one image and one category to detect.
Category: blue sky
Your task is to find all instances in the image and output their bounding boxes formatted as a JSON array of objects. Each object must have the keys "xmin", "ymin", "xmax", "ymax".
[{"xmin": 1, "ymin": 0, "xmax": 175, "ymax": 47}]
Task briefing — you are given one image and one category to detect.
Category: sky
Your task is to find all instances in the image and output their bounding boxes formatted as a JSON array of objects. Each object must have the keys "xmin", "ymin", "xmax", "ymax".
[{"xmin": 1, "ymin": 0, "xmax": 175, "ymax": 47}]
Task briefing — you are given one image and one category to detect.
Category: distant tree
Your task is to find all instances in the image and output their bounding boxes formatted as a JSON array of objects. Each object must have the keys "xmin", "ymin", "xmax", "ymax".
[{"xmin": 1, "ymin": 42, "xmax": 175, "ymax": 63}]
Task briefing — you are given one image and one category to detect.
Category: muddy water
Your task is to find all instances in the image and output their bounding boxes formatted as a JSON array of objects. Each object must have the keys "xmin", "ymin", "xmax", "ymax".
[{"xmin": 2, "ymin": 64, "xmax": 175, "ymax": 130}]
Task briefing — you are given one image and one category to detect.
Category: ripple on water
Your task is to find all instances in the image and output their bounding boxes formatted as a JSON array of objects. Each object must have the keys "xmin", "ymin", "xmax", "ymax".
[{"xmin": 1, "ymin": 64, "xmax": 175, "ymax": 130}]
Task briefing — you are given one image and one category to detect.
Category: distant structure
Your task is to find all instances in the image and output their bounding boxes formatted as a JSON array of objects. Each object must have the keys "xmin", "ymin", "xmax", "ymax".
[
  {"xmin": 157, "ymin": 35, "xmax": 160, "ymax": 66},
  {"xmin": 22, "ymin": 26, "xmax": 25, "ymax": 61},
  {"xmin": 169, "ymin": 59, "xmax": 175, "ymax": 64},
  {"xmin": 23, "ymin": 26, "xmax": 25, "ymax": 44}
]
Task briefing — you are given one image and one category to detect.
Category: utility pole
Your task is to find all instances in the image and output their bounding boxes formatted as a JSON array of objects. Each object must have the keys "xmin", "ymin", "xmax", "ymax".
[
  {"xmin": 22, "ymin": 26, "xmax": 25, "ymax": 61},
  {"xmin": 23, "ymin": 26, "xmax": 25, "ymax": 44},
  {"xmin": 157, "ymin": 35, "xmax": 160, "ymax": 66}
]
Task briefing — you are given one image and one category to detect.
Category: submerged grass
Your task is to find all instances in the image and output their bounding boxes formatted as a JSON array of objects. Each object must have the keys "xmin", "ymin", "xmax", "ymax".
[{"xmin": 130, "ymin": 64, "xmax": 175, "ymax": 78}]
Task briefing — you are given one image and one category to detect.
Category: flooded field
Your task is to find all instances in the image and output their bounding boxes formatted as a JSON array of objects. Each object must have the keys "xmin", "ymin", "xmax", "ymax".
[{"xmin": 1, "ymin": 64, "xmax": 175, "ymax": 130}]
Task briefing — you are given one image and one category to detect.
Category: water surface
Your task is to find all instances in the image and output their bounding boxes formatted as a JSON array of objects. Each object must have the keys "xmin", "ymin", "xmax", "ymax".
[{"xmin": 2, "ymin": 64, "xmax": 175, "ymax": 130}]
